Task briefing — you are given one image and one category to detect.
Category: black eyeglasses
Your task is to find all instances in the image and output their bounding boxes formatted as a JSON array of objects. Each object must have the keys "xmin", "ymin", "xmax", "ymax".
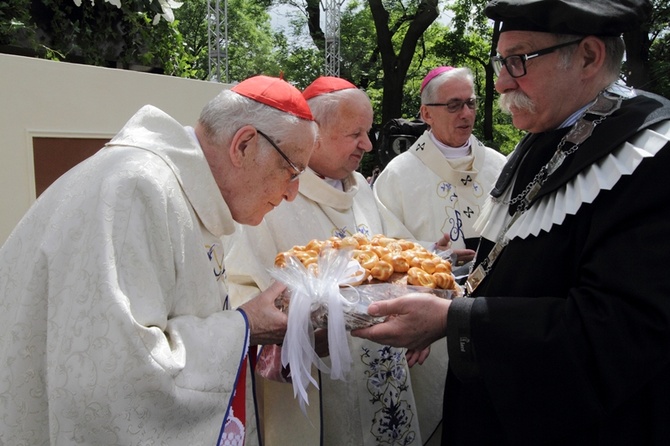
[
  {"xmin": 491, "ymin": 39, "xmax": 583, "ymax": 79},
  {"xmin": 425, "ymin": 97, "xmax": 477, "ymax": 113},
  {"xmin": 257, "ymin": 129, "xmax": 304, "ymax": 182}
]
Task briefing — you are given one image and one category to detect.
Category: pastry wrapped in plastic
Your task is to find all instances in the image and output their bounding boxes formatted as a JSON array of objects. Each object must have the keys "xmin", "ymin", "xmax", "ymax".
[
  {"xmin": 269, "ymin": 247, "xmax": 452, "ymax": 410},
  {"xmin": 274, "ymin": 234, "xmax": 461, "ymax": 293},
  {"xmin": 272, "ymin": 234, "xmax": 460, "ymax": 331},
  {"xmin": 269, "ymin": 247, "xmax": 363, "ymax": 411}
]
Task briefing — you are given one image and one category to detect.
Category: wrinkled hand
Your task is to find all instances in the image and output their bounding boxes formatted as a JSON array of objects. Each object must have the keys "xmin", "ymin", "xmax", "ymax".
[
  {"xmin": 405, "ymin": 346, "xmax": 431, "ymax": 367},
  {"xmin": 238, "ymin": 281, "xmax": 289, "ymax": 346},
  {"xmin": 453, "ymin": 248, "xmax": 475, "ymax": 265},
  {"xmin": 434, "ymin": 233, "xmax": 452, "ymax": 252},
  {"xmin": 351, "ymin": 293, "xmax": 450, "ymax": 351},
  {"xmin": 435, "ymin": 233, "xmax": 475, "ymax": 266}
]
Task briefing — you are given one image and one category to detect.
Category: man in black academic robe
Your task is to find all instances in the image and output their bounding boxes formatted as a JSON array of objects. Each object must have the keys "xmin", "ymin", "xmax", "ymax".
[{"xmin": 353, "ymin": 1, "xmax": 670, "ymax": 445}]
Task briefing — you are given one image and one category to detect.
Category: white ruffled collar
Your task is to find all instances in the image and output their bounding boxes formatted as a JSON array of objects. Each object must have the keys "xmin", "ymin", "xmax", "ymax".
[{"xmin": 476, "ymin": 120, "xmax": 670, "ymax": 241}]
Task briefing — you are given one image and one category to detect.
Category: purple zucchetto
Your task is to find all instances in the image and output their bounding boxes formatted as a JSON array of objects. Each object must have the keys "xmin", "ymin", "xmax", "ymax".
[{"xmin": 420, "ymin": 66, "xmax": 455, "ymax": 93}]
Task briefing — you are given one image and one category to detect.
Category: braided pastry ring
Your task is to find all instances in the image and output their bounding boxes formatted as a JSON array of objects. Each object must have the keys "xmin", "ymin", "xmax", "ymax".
[
  {"xmin": 407, "ymin": 266, "xmax": 437, "ymax": 289},
  {"xmin": 370, "ymin": 260, "xmax": 394, "ymax": 281},
  {"xmin": 353, "ymin": 249, "xmax": 379, "ymax": 270}
]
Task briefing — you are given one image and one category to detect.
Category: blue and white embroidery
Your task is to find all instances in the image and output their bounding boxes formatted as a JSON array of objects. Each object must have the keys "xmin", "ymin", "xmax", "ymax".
[
  {"xmin": 362, "ymin": 345, "xmax": 417, "ymax": 445},
  {"xmin": 206, "ymin": 243, "xmax": 225, "ymax": 281}
]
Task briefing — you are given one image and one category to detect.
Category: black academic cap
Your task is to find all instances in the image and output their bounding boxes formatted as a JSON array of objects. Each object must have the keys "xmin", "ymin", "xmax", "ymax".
[{"xmin": 484, "ymin": 0, "xmax": 652, "ymax": 36}]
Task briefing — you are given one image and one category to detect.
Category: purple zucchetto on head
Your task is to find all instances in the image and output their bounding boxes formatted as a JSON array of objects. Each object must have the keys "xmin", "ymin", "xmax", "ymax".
[{"xmin": 420, "ymin": 66, "xmax": 455, "ymax": 94}]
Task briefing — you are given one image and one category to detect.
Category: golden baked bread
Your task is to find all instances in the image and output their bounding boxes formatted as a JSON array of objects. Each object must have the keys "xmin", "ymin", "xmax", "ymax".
[
  {"xmin": 274, "ymin": 234, "xmax": 459, "ymax": 292},
  {"xmin": 370, "ymin": 260, "xmax": 394, "ymax": 281},
  {"xmin": 407, "ymin": 267, "xmax": 436, "ymax": 289}
]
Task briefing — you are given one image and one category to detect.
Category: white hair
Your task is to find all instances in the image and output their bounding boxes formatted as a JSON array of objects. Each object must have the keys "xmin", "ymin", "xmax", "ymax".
[
  {"xmin": 554, "ymin": 34, "xmax": 625, "ymax": 82},
  {"xmin": 198, "ymin": 89, "xmax": 315, "ymax": 147},
  {"xmin": 306, "ymin": 88, "xmax": 370, "ymax": 130},
  {"xmin": 421, "ymin": 67, "xmax": 475, "ymax": 104}
]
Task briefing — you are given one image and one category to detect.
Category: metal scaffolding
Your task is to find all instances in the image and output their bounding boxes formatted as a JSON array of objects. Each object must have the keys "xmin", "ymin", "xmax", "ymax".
[
  {"xmin": 322, "ymin": 0, "xmax": 345, "ymax": 77},
  {"xmin": 207, "ymin": 0, "xmax": 228, "ymax": 83},
  {"xmin": 207, "ymin": 1, "xmax": 344, "ymax": 81}
]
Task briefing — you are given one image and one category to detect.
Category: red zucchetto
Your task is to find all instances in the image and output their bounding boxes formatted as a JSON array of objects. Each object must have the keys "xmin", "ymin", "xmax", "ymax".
[
  {"xmin": 302, "ymin": 76, "xmax": 357, "ymax": 100},
  {"xmin": 232, "ymin": 75, "xmax": 314, "ymax": 121}
]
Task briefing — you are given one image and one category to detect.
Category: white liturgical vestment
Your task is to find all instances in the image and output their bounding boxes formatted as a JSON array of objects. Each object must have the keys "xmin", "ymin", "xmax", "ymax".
[
  {"xmin": 372, "ymin": 131, "xmax": 507, "ymax": 444},
  {"xmin": 374, "ymin": 132, "xmax": 507, "ymax": 251},
  {"xmin": 224, "ymin": 169, "xmax": 427, "ymax": 445},
  {"xmin": 0, "ymin": 106, "xmax": 255, "ymax": 445}
]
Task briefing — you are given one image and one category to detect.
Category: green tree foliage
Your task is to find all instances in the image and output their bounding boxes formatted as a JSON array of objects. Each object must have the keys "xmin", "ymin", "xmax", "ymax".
[
  {"xmin": 298, "ymin": 0, "xmax": 442, "ymax": 124},
  {"xmin": 435, "ymin": 0, "xmax": 523, "ymax": 154},
  {"xmin": 2, "ymin": 0, "xmax": 668, "ymax": 157},
  {"xmin": 339, "ymin": 0, "xmax": 377, "ymax": 87},
  {"xmin": 2, "ymin": 0, "xmax": 192, "ymax": 74},
  {"xmin": 221, "ymin": 0, "xmax": 278, "ymax": 80},
  {"xmin": 273, "ymin": 35, "xmax": 323, "ymax": 88},
  {"xmin": 176, "ymin": 0, "xmax": 279, "ymax": 82},
  {"xmin": 172, "ymin": 0, "xmax": 209, "ymax": 79},
  {"xmin": 367, "ymin": 0, "xmax": 440, "ymax": 124},
  {"xmin": 648, "ymin": 31, "xmax": 670, "ymax": 98},
  {"xmin": 1, "ymin": 0, "xmax": 284, "ymax": 80},
  {"xmin": 296, "ymin": 0, "xmax": 520, "ymax": 156},
  {"xmin": 0, "ymin": 0, "xmax": 36, "ymax": 48},
  {"xmin": 624, "ymin": 0, "xmax": 670, "ymax": 95}
]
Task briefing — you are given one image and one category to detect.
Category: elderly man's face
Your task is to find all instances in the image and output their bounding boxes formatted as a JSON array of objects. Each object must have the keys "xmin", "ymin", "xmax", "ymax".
[
  {"xmin": 309, "ymin": 93, "xmax": 374, "ymax": 180},
  {"xmin": 421, "ymin": 77, "xmax": 477, "ymax": 147},
  {"xmin": 494, "ymin": 31, "xmax": 581, "ymax": 133},
  {"xmin": 230, "ymin": 122, "xmax": 316, "ymax": 225}
]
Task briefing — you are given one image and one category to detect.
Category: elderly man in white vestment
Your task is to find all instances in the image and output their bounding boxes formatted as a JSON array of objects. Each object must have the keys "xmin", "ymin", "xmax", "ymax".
[
  {"xmin": 374, "ymin": 66, "xmax": 507, "ymax": 263},
  {"xmin": 224, "ymin": 76, "xmax": 433, "ymax": 445},
  {"xmin": 0, "ymin": 75, "xmax": 317, "ymax": 445},
  {"xmin": 372, "ymin": 66, "xmax": 507, "ymax": 444}
]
